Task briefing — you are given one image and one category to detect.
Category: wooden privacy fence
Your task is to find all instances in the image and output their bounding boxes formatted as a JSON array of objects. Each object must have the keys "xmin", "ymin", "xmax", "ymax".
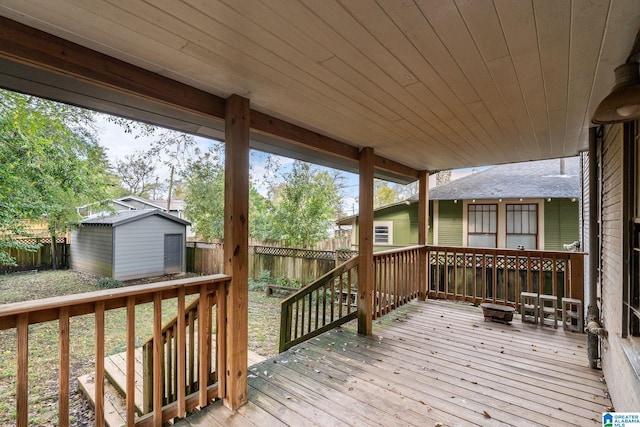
[
  {"xmin": 0, "ymin": 237, "xmax": 68, "ymax": 273},
  {"xmin": 0, "ymin": 274, "xmax": 229, "ymax": 427},
  {"xmin": 426, "ymin": 245, "xmax": 584, "ymax": 309},
  {"xmin": 187, "ymin": 241, "xmax": 357, "ymax": 285}
]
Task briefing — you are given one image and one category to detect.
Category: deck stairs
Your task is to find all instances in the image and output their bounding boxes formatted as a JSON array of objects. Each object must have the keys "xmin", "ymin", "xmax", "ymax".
[{"xmin": 78, "ymin": 339, "xmax": 265, "ymax": 426}]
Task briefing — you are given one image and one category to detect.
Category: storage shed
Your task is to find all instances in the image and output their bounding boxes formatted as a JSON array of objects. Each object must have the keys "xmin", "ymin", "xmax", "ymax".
[{"xmin": 71, "ymin": 210, "xmax": 190, "ymax": 281}]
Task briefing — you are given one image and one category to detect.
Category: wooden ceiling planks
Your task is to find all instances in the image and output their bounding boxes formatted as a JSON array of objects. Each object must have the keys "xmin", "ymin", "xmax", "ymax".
[{"xmin": 0, "ymin": 0, "xmax": 638, "ymax": 173}]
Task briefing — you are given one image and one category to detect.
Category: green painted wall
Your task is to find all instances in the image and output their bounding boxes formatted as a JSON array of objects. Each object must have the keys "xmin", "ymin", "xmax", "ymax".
[
  {"xmin": 372, "ymin": 203, "xmax": 417, "ymax": 250},
  {"xmin": 437, "ymin": 200, "xmax": 463, "ymax": 246},
  {"xmin": 543, "ymin": 199, "xmax": 579, "ymax": 250}
]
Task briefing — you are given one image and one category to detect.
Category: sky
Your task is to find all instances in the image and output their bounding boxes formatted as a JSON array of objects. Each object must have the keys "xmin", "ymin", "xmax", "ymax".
[{"xmin": 94, "ymin": 114, "xmax": 361, "ymax": 212}]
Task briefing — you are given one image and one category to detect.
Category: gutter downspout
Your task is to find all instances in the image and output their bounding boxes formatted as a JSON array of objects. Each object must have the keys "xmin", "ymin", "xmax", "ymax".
[{"xmin": 587, "ymin": 126, "xmax": 607, "ymax": 369}]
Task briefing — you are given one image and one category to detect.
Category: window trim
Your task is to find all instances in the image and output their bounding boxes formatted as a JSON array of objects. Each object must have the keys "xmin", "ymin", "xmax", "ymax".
[
  {"xmin": 505, "ymin": 203, "xmax": 538, "ymax": 249},
  {"xmin": 373, "ymin": 221, "xmax": 393, "ymax": 245},
  {"xmin": 467, "ymin": 203, "xmax": 497, "ymax": 248}
]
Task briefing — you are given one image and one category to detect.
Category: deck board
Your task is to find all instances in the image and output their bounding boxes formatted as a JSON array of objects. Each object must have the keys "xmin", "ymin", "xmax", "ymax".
[{"xmin": 176, "ymin": 300, "xmax": 610, "ymax": 426}]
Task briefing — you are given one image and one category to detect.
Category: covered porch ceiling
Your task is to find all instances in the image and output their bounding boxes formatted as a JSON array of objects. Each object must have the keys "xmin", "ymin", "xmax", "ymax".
[{"xmin": 1, "ymin": 0, "xmax": 639, "ymax": 182}]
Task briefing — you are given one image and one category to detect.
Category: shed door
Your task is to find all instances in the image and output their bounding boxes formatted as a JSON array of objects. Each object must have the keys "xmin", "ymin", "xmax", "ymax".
[{"xmin": 164, "ymin": 234, "xmax": 182, "ymax": 274}]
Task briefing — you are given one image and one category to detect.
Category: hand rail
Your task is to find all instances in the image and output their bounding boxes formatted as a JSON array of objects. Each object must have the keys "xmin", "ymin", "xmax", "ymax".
[
  {"xmin": 279, "ymin": 257, "xmax": 359, "ymax": 352},
  {"xmin": 279, "ymin": 246, "xmax": 426, "ymax": 352},
  {"xmin": 425, "ymin": 245, "xmax": 585, "ymax": 308},
  {"xmin": 140, "ymin": 296, "xmax": 208, "ymax": 415},
  {"xmin": 372, "ymin": 245, "xmax": 423, "ymax": 319},
  {"xmin": 0, "ymin": 274, "xmax": 230, "ymax": 427}
]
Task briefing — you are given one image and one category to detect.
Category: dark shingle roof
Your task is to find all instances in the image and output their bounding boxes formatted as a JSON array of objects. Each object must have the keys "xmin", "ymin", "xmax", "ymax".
[
  {"xmin": 81, "ymin": 209, "xmax": 190, "ymax": 227},
  {"xmin": 426, "ymin": 157, "xmax": 580, "ymax": 201}
]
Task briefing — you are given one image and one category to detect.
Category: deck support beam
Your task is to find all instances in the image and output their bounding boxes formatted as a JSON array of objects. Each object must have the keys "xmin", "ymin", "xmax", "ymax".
[
  {"xmin": 358, "ymin": 147, "xmax": 374, "ymax": 335},
  {"xmin": 223, "ymin": 94, "xmax": 250, "ymax": 410},
  {"xmin": 418, "ymin": 170, "xmax": 429, "ymax": 301}
]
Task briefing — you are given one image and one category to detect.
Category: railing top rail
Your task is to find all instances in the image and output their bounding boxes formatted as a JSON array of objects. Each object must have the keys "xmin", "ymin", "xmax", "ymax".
[
  {"xmin": 373, "ymin": 245, "xmax": 425, "ymax": 257},
  {"xmin": 280, "ymin": 257, "xmax": 359, "ymax": 305},
  {"xmin": 0, "ymin": 274, "xmax": 230, "ymax": 329},
  {"xmin": 425, "ymin": 245, "xmax": 586, "ymax": 258}
]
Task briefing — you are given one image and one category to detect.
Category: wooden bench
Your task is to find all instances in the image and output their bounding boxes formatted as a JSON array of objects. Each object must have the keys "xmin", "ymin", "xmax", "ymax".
[
  {"xmin": 480, "ymin": 303, "xmax": 516, "ymax": 324},
  {"xmin": 265, "ymin": 284, "xmax": 299, "ymax": 296}
]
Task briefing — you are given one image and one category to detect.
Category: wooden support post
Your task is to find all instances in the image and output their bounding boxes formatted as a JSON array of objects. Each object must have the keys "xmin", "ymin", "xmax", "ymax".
[
  {"xmin": 358, "ymin": 147, "xmax": 374, "ymax": 335},
  {"xmin": 223, "ymin": 94, "xmax": 250, "ymax": 410},
  {"xmin": 418, "ymin": 170, "xmax": 429, "ymax": 301}
]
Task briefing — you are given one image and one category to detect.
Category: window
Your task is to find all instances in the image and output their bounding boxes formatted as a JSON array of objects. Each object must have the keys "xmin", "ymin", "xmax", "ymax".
[
  {"xmin": 467, "ymin": 204, "xmax": 497, "ymax": 248},
  {"xmin": 506, "ymin": 204, "xmax": 538, "ymax": 249},
  {"xmin": 374, "ymin": 221, "xmax": 393, "ymax": 245}
]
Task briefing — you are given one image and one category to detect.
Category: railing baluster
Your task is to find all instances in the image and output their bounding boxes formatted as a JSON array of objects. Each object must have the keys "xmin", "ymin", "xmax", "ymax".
[
  {"xmin": 217, "ymin": 286, "xmax": 227, "ymax": 399},
  {"xmin": 59, "ymin": 307, "xmax": 70, "ymax": 427},
  {"xmin": 198, "ymin": 284, "xmax": 210, "ymax": 408},
  {"xmin": 295, "ymin": 300, "xmax": 301, "ymax": 339},
  {"xmin": 176, "ymin": 287, "xmax": 186, "ymax": 418},
  {"xmin": 16, "ymin": 313, "xmax": 28, "ymax": 427},
  {"xmin": 153, "ymin": 293, "xmax": 163, "ymax": 425},
  {"xmin": 95, "ymin": 301, "xmax": 105, "ymax": 427},
  {"xmin": 176, "ymin": 288, "xmax": 187, "ymax": 418},
  {"xmin": 126, "ymin": 297, "xmax": 135, "ymax": 426},
  {"xmin": 166, "ymin": 326, "xmax": 173, "ymax": 404},
  {"xmin": 188, "ymin": 309, "xmax": 195, "ymax": 394}
]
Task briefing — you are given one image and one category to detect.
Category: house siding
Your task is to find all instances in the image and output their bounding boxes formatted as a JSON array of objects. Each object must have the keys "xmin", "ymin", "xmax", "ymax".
[
  {"xmin": 437, "ymin": 200, "xmax": 463, "ymax": 246},
  {"xmin": 599, "ymin": 123, "xmax": 640, "ymax": 411},
  {"xmin": 370, "ymin": 204, "xmax": 416, "ymax": 249},
  {"xmin": 70, "ymin": 226, "xmax": 113, "ymax": 277},
  {"xmin": 543, "ymin": 199, "xmax": 579, "ymax": 251},
  {"xmin": 113, "ymin": 216, "xmax": 186, "ymax": 281}
]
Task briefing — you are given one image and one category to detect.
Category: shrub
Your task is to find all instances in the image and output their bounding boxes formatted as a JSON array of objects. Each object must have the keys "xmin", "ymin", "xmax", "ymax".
[{"xmin": 95, "ymin": 277, "xmax": 123, "ymax": 289}]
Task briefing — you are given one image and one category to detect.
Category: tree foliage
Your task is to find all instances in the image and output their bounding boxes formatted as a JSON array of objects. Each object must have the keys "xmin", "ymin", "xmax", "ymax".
[
  {"xmin": 115, "ymin": 152, "xmax": 159, "ymax": 197},
  {"xmin": 268, "ymin": 161, "xmax": 343, "ymax": 248},
  {"xmin": 183, "ymin": 145, "xmax": 273, "ymax": 242},
  {"xmin": 0, "ymin": 90, "xmax": 111, "ymax": 265},
  {"xmin": 184, "ymin": 146, "xmax": 225, "ymax": 241}
]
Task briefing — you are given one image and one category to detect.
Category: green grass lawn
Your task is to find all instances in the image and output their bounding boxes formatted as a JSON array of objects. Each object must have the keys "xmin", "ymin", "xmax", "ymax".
[{"xmin": 0, "ymin": 270, "xmax": 282, "ymax": 426}]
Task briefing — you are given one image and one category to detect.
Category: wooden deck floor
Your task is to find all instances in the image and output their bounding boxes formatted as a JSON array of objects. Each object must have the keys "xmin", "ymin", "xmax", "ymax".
[{"xmin": 177, "ymin": 300, "xmax": 611, "ymax": 426}]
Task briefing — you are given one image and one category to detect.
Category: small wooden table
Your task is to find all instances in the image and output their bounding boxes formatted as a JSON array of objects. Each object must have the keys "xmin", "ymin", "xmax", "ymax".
[{"xmin": 480, "ymin": 303, "xmax": 516, "ymax": 324}]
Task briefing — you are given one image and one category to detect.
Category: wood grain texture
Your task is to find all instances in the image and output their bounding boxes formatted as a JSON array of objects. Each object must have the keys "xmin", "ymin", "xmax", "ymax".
[
  {"xmin": 223, "ymin": 94, "xmax": 250, "ymax": 409},
  {"xmin": 58, "ymin": 307, "xmax": 70, "ymax": 427},
  {"xmin": 175, "ymin": 299, "xmax": 610, "ymax": 427},
  {"xmin": 358, "ymin": 147, "xmax": 374, "ymax": 335}
]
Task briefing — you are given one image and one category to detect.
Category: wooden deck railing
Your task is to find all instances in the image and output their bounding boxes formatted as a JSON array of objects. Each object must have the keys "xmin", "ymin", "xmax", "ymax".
[
  {"xmin": 140, "ymin": 292, "xmax": 221, "ymax": 417},
  {"xmin": 0, "ymin": 274, "xmax": 230, "ymax": 427},
  {"xmin": 279, "ymin": 246, "xmax": 425, "ymax": 352},
  {"xmin": 426, "ymin": 245, "xmax": 584, "ymax": 308},
  {"xmin": 372, "ymin": 246, "xmax": 422, "ymax": 319},
  {"xmin": 279, "ymin": 257, "xmax": 359, "ymax": 352}
]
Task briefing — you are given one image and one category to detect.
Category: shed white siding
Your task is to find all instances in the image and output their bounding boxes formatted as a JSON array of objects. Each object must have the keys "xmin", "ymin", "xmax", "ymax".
[
  {"xmin": 113, "ymin": 216, "xmax": 185, "ymax": 281},
  {"xmin": 70, "ymin": 225, "xmax": 113, "ymax": 277}
]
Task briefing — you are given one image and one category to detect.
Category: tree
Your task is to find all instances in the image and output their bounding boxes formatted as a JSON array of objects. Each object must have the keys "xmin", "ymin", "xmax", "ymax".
[
  {"xmin": 374, "ymin": 179, "xmax": 399, "ymax": 208},
  {"xmin": 0, "ymin": 90, "xmax": 111, "ymax": 266},
  {"xmin": 436, "ymin": 170, "xmax": 452, "ymax": 186},
  {"xmin": 269, "ymin": 161, "xmax": 343, "ymax": 248},
  {"xmin": 115, "ymin": 152, "xmax": 159, "ymax": 197},
  {"xmin": 183, "ymin": 147, "xmax": 225, "ymax": 241},
  {"xmin": 183, "ymin": 145, "xmax": 273, "ymax": 242}
]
